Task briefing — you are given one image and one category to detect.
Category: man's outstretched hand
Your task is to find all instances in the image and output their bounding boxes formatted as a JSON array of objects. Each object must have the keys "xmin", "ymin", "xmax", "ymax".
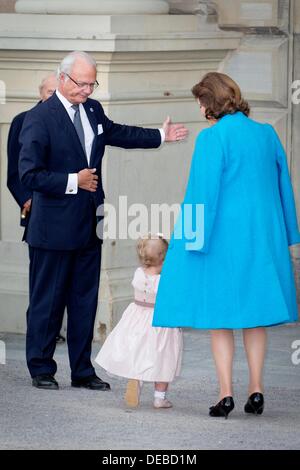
[{"xmin": 163, "ymin": 116, "xmax": 189, "ymax": 142}]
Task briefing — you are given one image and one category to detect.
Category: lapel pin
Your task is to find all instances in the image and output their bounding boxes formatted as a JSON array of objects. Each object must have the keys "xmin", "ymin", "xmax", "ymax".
[{"xmin": 90, "ymin": 108, "xmax": 94, "ymax": 112}]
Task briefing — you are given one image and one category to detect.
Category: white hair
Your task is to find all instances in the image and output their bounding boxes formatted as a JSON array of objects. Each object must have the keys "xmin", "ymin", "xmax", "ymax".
[
  {"xmin": 39, "ymin": 72, "xmax": 57, "ymax": 93},
  {"xmin": 57, "ymin": 51, "xmax": 97, "ymax": 78}
]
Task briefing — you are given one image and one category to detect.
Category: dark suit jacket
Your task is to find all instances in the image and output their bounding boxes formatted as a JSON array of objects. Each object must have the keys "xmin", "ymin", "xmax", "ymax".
[
  {"xmin": 7, "ymin": 111, "xmax": 32, "ymax": 227},
  {"xmin": 19, "ymin": 93, "xmax": 161, "ymax": 250}
]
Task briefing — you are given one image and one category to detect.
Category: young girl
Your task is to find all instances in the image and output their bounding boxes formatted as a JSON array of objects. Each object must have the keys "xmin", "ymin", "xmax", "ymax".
[{"xmin": 94, "ymin": 234, "xmax": 183, "ymax": 409}]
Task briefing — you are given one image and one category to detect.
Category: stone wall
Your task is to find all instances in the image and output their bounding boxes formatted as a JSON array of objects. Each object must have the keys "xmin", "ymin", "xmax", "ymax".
[
  {"xmin": 0, "ymin": 0, "xmax": 241, "ymax": 336},
  {"xmin": 0, "ymin": 0, "xmax": 299, "ymax": 334}
]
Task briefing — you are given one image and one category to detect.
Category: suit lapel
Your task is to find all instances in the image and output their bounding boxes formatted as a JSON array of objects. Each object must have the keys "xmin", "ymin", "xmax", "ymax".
[
  {"xmin": 83, "ymin": 100, "xmax": 98, "ymax": 167},
  {"xmin": 83, "ymin": 101, "xmax": 97, "ymax": 136}
]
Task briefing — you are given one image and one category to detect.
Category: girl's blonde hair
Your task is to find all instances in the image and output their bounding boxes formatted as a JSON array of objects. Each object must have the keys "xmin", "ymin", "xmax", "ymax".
[{"xmin": 137, "ymin": 233, "xmax": 169, "ymax": 268}]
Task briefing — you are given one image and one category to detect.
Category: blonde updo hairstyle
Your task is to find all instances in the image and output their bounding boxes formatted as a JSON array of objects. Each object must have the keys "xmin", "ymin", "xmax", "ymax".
[
  {"xmin": 137, "ymin": 234, "xmax": 169, "ymax": 268},
  {"xmin": 192, "ymin": 72, "xmax": 250, "ymax": 121}
]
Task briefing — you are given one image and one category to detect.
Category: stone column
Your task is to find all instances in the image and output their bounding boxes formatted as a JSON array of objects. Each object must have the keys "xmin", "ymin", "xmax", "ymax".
[{"xmin": 0, "ymin": 1, "xmax": 241, "ymax": 337}]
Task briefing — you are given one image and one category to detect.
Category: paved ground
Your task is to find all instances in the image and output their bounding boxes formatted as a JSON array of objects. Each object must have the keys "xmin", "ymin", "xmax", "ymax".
[{"xmin": 0, "ymin": 325, "xmax": 299, "ymax": 450}]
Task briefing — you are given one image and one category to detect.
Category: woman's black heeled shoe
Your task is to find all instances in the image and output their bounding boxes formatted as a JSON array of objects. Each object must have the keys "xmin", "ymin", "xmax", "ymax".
[
  {"xmin": 209, "ymin": 396, "xmax": 234, "ymax": 419},
  {"xmin": 244, "ymin": 392, "xmax": 264, "ymax": 415}
]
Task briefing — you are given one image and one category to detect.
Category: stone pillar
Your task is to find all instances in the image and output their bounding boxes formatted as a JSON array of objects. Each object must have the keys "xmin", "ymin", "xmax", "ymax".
[{"xmin": 0, "ymin": 1, "xmax": 241, "ymax": 337}]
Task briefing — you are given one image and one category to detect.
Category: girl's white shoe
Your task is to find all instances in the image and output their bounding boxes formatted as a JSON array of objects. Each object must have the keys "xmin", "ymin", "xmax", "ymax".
[
  {"xmin": 153, "ymin": 398, "xmax": 173, "ymax": 409},
  {"xmin": 124, "ymin": 379, "xmax": 141, "ymax": 408}
]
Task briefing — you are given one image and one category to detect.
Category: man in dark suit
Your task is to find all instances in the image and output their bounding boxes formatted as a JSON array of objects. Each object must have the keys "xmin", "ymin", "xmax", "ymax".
[
  {"xmin": 19, "ymin": 51, "xmax": 188, "ymax": 390},
  {"xmin": 7, "ymin": 73, "xmax": 66, "ymax": 344},
  {"xmin": 7, "ymin": 73, "xmax": 65, "ymax": 343},
  {"xmin": 7, "ymin": 73, "xmax": 58, "ymax": 226}
]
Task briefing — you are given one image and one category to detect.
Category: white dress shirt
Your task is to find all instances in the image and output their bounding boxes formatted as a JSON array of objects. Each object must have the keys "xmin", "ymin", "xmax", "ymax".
[
  {"xmin": 55, "ymin": 90, "xmax": 164, "ymax": 195},
  {"xmin": 56, "ymin": 90, "xmax": 94, "ymax": 194}
]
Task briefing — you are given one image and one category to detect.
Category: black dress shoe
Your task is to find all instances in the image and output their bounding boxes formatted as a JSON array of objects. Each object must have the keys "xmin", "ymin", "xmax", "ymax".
[
  {"xmin": 244, "ymin": 392, "xmax": 264, "ymax": 415},
  {"xmin": 32, "ymin": 374, "xmax": 59, "ymax": 390},
  {"xmin": 209, "ymin": 396, "xmax": 235, "ymax": 419},
  {"xmin": 71, "ymin": 374, "xmax": 110, "ymax": 391}
]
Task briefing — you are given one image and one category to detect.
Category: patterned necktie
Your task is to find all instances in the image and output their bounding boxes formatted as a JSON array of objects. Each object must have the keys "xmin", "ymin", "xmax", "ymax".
[{"xmin": 71, "ymin": 104, "xmax": 86, "ymax": 155}]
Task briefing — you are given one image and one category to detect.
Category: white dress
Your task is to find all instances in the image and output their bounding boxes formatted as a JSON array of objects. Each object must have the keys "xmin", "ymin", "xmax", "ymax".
[{"xmin": 94, "ymin": 267, "xmax": 183, "ymax": 382}]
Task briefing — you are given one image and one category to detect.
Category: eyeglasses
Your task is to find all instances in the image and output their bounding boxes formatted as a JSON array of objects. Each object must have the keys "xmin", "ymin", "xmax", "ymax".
[{"xmin": 65, "ymin": 73, "xmax": 99, "ymax": 90}]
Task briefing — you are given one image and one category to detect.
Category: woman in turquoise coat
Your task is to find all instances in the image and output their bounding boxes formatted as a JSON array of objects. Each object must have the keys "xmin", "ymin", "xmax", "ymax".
[{"xmin": 152, "ymin": 72, "xmax": 300, "ymax": 418}]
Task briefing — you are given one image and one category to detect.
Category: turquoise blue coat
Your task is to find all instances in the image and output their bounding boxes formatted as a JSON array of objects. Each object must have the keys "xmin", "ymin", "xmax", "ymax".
[{"xmin": 153, "ymin": 112, "xmax": 300, "ymax": 329}]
